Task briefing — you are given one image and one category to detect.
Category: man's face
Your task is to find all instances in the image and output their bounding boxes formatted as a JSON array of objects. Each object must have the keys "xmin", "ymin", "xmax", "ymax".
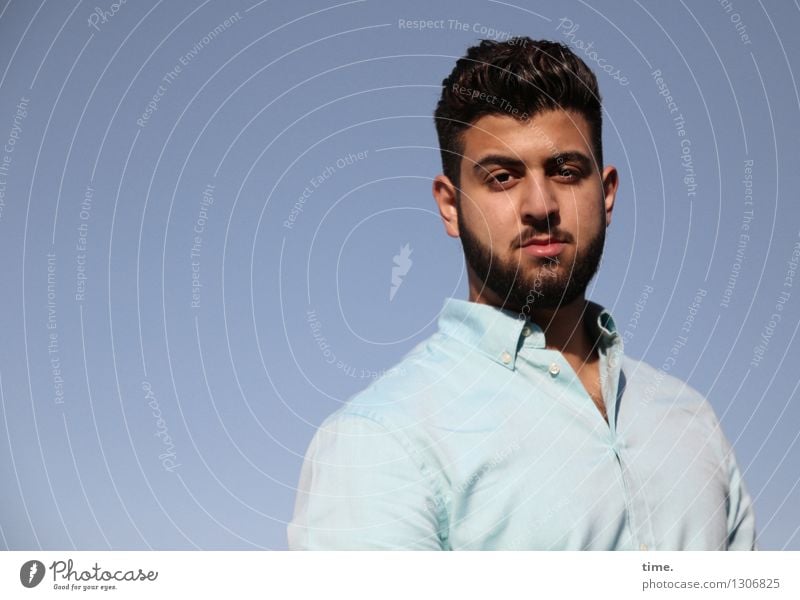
[{"xmin": 436, "ymin": 109, "xmax": 617, "ymax": 313}]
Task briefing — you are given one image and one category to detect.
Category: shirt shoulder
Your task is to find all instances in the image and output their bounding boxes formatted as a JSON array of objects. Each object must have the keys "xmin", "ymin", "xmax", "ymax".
[
  {"xmin": 620, "ymin": 354, "xmax": 726, "ymax": 455},
  {"xmin": 336, "ymin": 331, "xmax": 467, "ymax": 422},
  {"xmin": 620, "ymin": 354, "xmax": 707, "ymax": 401}
]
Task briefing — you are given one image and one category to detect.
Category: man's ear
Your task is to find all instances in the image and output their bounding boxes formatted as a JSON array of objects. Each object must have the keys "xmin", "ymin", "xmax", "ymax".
[
  {"xmin": 433, "ymin": 174, "xmax": 460, "ymax": 238},
  {"xmin": 601, "ymin": 165, "xmax": 619, "ymax": 228}
]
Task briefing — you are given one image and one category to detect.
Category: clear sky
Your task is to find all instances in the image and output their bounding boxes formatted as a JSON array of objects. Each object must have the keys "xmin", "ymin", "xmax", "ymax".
[{"xmin": 0, "ymin": 0, "xmax": 798, "ymax": 550}]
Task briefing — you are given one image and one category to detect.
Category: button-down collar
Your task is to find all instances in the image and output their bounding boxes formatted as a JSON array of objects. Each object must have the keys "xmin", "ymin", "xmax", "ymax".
[{"xmin": 437, "ymin": 297, "xmax": 622, "ymax": 370}]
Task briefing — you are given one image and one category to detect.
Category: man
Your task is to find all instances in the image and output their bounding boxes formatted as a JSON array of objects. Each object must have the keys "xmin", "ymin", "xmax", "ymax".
[{"xmin": 288, "ymin": 38, "xmax": 756, "ymax": 550}]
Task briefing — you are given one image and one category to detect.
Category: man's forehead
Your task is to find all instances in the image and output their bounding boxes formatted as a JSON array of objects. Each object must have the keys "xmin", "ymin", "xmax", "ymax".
[{"xmin": 461, "ymin": 110, "xmax": 592, "ymax": 156}]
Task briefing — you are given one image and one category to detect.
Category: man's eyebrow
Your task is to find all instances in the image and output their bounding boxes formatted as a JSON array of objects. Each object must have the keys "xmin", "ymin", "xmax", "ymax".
[
  {"xmin": 471, "ymin": 154, "xmax": 526, "ymax": 175},
  {"xmin": 547, "ymin": 151, "xmax": 593, "ymax": 171}
]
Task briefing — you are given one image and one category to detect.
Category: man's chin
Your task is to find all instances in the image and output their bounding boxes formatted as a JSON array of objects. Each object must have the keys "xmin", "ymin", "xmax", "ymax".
[
  {"xmin": 512, "ymin": 260, "xmax": 564, "ymax": 284},
  {"xmin": 485, "ymin": 277, "xmax": 573, "ymax": 311}
]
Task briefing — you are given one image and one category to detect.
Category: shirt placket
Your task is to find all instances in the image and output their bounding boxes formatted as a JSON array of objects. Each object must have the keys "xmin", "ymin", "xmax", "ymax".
[{"xmin": 602, "ymin": 340, "xmax": 656, "ymax": 551}]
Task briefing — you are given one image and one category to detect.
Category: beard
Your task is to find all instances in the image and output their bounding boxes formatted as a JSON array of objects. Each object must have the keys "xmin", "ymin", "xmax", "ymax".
[{"xmin": 457, "ymin": 204, "xmax": 605, "ymax": 312}]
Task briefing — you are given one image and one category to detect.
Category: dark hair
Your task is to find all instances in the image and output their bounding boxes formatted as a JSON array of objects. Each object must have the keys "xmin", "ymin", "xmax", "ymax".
[{"xmin": 434, "ymin": 38, "xmax": 603, "ymax": 187}]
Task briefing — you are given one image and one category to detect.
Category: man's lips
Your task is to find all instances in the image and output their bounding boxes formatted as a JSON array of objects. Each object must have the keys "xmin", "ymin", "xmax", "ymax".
[{"xmin": 520, "ymin": 238, "xmax": 566, "ymax": 258}]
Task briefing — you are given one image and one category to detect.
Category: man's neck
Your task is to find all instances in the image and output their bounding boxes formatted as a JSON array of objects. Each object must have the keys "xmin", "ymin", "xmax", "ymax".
[
  {"xmin": 531, "ymin": 298, "xmax": 599, "ymax": 361},
  {"xmin": 467, "ymin": 285, "xmax": 599, "ymax": 362}
]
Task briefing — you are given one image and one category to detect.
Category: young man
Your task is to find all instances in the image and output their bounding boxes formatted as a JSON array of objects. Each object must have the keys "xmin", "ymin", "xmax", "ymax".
[{"xmin": 288, "ymin": 38, "xmax": 756, "ymax": 550}]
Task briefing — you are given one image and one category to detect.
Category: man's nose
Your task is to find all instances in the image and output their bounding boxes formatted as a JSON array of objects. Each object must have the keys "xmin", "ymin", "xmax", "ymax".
[{"xmin": 520, "ymin": 175, "xmax": 559, "ymax": 224}]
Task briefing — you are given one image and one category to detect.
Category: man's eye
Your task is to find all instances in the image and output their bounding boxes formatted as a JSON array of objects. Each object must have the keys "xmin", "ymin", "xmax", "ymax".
[
  {"xmin": 489, "ymin": 172, "xmax": 513, "ymax": 184},
  {"xmin": 556, "ymin": 167, "xmax": 582, "ymax": 180},
  {"xmin": 559, "ymin": 167, "xmax": 583, "ymax": 179}
]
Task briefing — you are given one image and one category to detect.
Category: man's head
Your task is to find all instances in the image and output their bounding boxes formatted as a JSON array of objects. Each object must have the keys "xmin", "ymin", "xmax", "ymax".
[{"xmin": 432, "ymin": 37, "xmax": 618, "ymax": 314}]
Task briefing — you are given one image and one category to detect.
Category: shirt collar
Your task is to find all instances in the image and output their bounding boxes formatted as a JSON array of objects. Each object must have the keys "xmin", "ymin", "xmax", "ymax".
[{"xmin": 437, "ymin": 297, "xmax": 621, "ymax": 370}]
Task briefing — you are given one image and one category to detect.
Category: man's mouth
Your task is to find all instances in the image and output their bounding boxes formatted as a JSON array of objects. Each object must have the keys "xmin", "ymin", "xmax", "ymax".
[{"xmin": 520, "ymin": 237, "xmax": 566, "ymax": 258}]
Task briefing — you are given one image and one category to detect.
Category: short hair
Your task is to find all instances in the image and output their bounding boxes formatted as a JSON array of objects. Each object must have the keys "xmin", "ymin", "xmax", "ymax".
[{"xmin": 434, "ymin": 38, "xmax": 603, "ymax": 187}]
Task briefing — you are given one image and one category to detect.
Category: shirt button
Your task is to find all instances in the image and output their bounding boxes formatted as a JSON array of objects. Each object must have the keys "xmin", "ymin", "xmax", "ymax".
[
  {"xmin": 501, "ymin": 351, "xmax": 512, "ymax": 365},
  {"xmin": 639, "ymin": 543, "xmax": 648, "ymax": 551},
  {"xmin": 548, "ymin": 362, "xmax": 560, "ymax": 376},
  {"xmin": 521, "ymin": 326, "xmax": 532, "ymax": 337}
]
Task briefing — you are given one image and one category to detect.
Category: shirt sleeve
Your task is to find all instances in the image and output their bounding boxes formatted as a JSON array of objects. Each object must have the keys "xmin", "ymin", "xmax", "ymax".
[
  {"xmin": 287, "ymin": 411, "xmax": 447, "ymax": 550},
  {"xmin": 720, "ymin": 433, "xmax": 757, "ymax": 550}
]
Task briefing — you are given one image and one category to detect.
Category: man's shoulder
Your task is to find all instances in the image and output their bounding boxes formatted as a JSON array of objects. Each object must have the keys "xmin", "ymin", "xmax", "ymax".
[
  {"xmin": 621, "ymin": 354, "xmax": 706, "ymax": 401},
  {"xmin": 620, "ymin": 354, "xmax": 721, "ymax": 429},
  {"xmin": 334, "ymin": 332, "xmax": 457, "ymax": 424}
]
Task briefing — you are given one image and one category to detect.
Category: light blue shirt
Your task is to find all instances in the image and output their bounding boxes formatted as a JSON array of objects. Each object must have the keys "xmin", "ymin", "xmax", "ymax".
[{"xmin": 288, "ymin": 297, "xmax": 756, "ymax": 550}]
